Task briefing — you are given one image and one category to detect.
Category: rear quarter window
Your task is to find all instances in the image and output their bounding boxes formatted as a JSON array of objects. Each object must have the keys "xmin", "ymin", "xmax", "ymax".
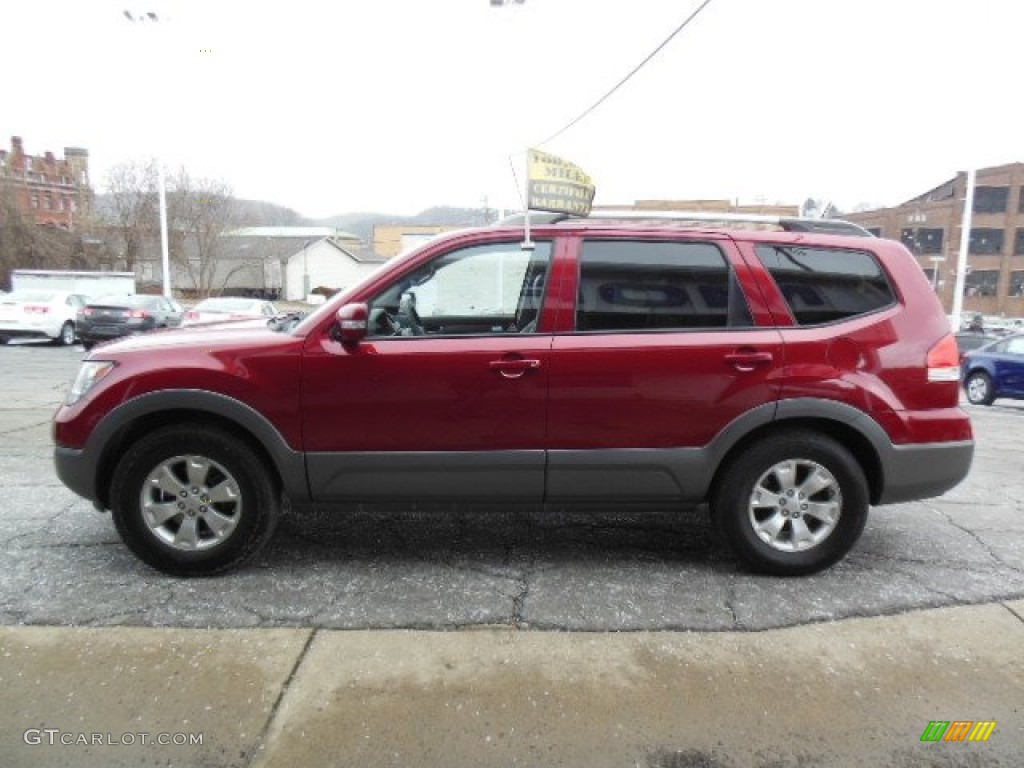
[{"xmin": 755, "ymin": 244, "xmax": 896, "ymax": 326}]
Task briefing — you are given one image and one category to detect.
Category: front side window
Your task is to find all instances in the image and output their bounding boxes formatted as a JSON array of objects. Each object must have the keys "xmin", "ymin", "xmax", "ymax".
[
  {"xmin": 576, "ymin": 240, "xmax": 753, "ymax": 331},
  {"xmin": 368, "ymin": 241, "xmax": 552, "ymax": 337},
  {"xmin": 755, "ymin": 245, "xmax": 896, "ymax": 326}
]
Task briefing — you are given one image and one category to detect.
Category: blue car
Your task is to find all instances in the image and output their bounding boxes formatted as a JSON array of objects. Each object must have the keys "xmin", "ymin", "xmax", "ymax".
[{"xmin": 961, "ymin": 334, "xmax": 1024, "ymax": 405}]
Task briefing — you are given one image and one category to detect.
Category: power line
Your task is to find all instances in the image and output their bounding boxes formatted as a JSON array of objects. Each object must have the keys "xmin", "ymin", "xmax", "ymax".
[{"xmin": 536, "ymin": 0, "xmax": 717, "ymax": 147}]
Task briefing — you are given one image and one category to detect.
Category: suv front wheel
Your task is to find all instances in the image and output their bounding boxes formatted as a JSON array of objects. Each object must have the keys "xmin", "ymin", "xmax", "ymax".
[
  {"xmin": 712, "ymin": 430, "xmax": 869, "ymax": 576},
  {"xmin": 109, "ymin": 424, "xmax": 279, "ymax": 576}
]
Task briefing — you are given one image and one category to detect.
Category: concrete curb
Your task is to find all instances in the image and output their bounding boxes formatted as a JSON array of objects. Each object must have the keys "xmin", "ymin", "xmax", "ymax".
[{"xmin": 2, "ymin": 601, "xmax": 1022, "ymax": 767}]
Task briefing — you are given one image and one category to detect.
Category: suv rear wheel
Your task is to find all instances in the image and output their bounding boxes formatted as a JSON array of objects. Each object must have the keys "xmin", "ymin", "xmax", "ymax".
[
  {"xmin": 712, "ymin": 430, "xmax": 869, "ymax": 576},
  {"xmin": 109, "ymin": 424, "xmax": 279, "ymax": 576}
]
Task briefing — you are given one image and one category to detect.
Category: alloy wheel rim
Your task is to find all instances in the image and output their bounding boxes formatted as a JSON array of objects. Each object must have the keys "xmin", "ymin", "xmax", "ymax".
[
  {"xmin": 139, "ymin": 455, "xmax": 241, "ymax": 551},
  {"xmin": 967, "ymin": 376, "xmax": 988, "ymax": 403},
  {"xmin": 748, "ymin": 459, "xmax": 842, "ymax": 552}
]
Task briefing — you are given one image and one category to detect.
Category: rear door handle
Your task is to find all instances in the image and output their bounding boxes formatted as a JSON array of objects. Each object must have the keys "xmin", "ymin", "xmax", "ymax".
[
  {"xmin": 725, "ymin": 351, "xmax": 774, "ymax": 372},
  {"xmin": 489, "ymin": 358, "xmax": 541, "ymax": 378}
]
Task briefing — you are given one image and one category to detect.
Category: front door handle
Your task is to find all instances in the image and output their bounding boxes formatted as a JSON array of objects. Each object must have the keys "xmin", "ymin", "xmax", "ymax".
[
  {"xmin": 489, "ymin": 358, "xmax": 541, "ymax": 379},
  {"xmin": 725, "ymin": 351, "xmax": 774, "ymax": 372}
]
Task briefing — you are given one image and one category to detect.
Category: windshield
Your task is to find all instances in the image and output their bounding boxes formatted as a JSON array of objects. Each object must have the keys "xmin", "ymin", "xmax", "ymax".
[{"xmin": 292, "ymin": 242, "xmax": 444, "ymax": 334}]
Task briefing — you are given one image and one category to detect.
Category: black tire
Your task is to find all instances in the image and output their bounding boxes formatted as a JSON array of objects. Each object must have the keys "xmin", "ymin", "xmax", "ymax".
[
  {"xmin": 109, "ymin": 424, "xmax": 279, "ymax": 576},
  {"xmin": 56, "ymin": 321, "xmax": 76, "ymax": 346},
  {"xmin": 965, "ymin": 371, "xmax": 995, "ymax": 406},
  {"xmin": 711, "ymin": 430, "xmax": 869, "ymax": 576},
  {"xmin": 81, "ymin": 340, "xmax": 95, "ymax": 350},
  {"xmin": 0, "ymin": 336, "xmax": 8, "ymax": 345}
]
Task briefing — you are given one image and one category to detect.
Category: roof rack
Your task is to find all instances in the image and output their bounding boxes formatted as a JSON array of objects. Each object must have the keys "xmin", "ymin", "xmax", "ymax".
[
  {"xmin": 497, "ymin": 212, "xmax": 571, "ymax": 226},
  {"xmin": 497, "ymin": 209, "xmax": 874, "ymax": 237}
]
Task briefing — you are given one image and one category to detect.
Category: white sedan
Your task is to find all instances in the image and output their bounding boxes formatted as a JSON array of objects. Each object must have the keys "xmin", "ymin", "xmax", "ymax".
[
  {"xmin": 181, "ymin": 297, "xmax": 279, "ymax": 327},
  {"xmin": 0, "ymin": 290, "xmax": 85, "ymax": 345}
]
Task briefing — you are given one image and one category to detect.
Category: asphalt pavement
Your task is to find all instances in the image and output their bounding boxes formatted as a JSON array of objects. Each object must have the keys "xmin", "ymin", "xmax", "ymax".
[{"xmin": 1, "ymin": 340, "xmax": 1022, "ymax": 765}]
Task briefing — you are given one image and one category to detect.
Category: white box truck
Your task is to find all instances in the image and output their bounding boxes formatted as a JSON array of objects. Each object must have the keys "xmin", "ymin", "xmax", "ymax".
[{"xmin": 11, "ymin": 270, "xmax": 136, "ymax": 299}]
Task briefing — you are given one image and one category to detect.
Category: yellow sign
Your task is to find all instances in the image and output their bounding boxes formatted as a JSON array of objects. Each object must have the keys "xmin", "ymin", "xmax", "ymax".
[{"xmin": 527, "ymin": 148, "xmax": 596, "ymax": 216}]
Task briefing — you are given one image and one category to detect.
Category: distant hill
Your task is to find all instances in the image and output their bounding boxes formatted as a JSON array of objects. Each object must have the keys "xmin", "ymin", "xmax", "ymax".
[
  {"xmin": 234, "ymin": 199, "xmax": 304, "ymax": 226},
  {"xmin": 92, "ymin": 194, "xmax": 305, "ymax": 228},
  {"xmin": 307, "ymin": 206, "xmax": 496, "ymax": 242},
  {"xmin": 92, "ymin": 194, "xmax": 501, "ymax": 243}
]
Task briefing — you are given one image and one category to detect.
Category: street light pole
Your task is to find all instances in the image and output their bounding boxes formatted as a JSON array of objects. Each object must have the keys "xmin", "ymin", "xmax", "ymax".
[
  {"xmin": 302, "ymin": 239, "xmax": 311, "ymax": 300},
  {"xmin": 156, "ymin": 161, "xmax": 171, "ymax": 298},
  {"xmin": 950, "ymin": 169, "xmax": 976, "ymax": 330},
  {"xmin": 124, "ymin": 8, "xmax": 172, "ymax": 298}
]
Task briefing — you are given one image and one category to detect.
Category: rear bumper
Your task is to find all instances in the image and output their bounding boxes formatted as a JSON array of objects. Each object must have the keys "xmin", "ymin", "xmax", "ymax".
[
  {"xmin": 877, "ymin": 439, "xmax": 974, "ymax": 505},
  {"xmin": 78, "ymin": 328, "xmax": 132, "ymax": 343}
]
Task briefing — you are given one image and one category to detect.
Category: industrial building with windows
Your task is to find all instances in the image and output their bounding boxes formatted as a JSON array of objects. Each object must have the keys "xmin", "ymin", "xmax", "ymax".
[
  {"xmin": 0, "ymin": 136, "xmax": 93, "ymax": 229},
  {"xmin": 845, "ymin": 162, "xmax": 1024, "ymax": 318}
]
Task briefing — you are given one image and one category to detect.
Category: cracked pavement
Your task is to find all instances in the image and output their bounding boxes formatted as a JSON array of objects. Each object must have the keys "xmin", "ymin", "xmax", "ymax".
[{"xmin": 2, "ymin": 341, "xmax": 1023, "ymax": 631}]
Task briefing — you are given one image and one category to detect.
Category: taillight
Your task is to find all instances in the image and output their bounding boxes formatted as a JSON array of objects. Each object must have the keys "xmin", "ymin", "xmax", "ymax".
[
  {"xmin": 128, "ymin": 310, "xmax": 149, "ymax": 319},
  {"xmin": 927, "ymin": 334, "xmax": 960, "ymax": 382},
  {"xmin": 185, "ymin": 311, "xmax": 198, "ymax": 320},
  {"xmin": 82, "ymin": 308, "xmax": 94, "ymax": 316},
  {"xmin": 24, "ymin": 305, "xmax": 50, "ymax": 314}
]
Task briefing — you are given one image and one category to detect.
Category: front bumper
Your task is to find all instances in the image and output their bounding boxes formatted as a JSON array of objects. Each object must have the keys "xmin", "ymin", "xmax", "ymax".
[{"xmin": 54, "ymin": 445, "xmax": 99, "ymax": 505}]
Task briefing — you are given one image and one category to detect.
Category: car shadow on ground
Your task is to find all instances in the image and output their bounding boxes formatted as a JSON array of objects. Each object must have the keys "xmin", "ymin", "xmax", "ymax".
[{"xmin": 272, "ymin": 503, "xmax": 730, "ymax": 567}]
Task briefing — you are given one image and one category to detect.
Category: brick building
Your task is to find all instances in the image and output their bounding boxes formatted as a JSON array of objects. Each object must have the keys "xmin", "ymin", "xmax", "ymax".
[
  {"xmin": 845, "ymin": 163, "xmax": 1024, "ymax": 317},
  {"xmin": 0, "ymin": 136, "xmax": 93, "ymax": 229}
]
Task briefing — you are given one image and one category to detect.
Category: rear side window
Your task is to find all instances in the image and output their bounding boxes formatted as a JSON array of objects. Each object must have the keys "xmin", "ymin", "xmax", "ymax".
[
  {"xmin": 577, "ymin": 240, "xmax": 753, "ymax": 331},
  {"xmin": 755, "ymin": 245, "xmax": 896, "ymax": 326}
]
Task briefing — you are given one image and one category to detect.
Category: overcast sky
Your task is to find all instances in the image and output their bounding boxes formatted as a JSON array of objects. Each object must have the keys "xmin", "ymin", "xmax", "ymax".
[{"xmin": 4, "ymin": 0, "xmax": 1022, "ymax": 218}]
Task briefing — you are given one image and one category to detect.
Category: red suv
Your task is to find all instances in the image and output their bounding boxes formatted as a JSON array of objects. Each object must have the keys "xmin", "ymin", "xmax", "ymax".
[{"xmin": 53, "ymin": 212, "xmax": 973, "ymax": 576}]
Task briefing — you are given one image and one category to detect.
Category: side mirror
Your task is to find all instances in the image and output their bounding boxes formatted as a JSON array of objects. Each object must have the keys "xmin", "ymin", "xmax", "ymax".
[{"xmin": 336, "ymin": 302, "xmax": 369, "ymax": 345}]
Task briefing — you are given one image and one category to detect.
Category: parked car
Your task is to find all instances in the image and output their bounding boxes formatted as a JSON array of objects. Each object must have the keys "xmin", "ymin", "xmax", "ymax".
[
  {"xmin": 182, "ymin": 297, "xmax": 278, "ymax": 326},
  {"xmin": 954, "ymin": 331, "xmax": 998, "ymax": 363},
  {"xmin": 77, "ymin": 294, "xmax": 184, "ymax": 350},
  {"xmin": 0, "ymin": 290, "xmax": 85, "ymax": 345},
  {"xmin": 961, "ymin": 333, "xmax": 1024, "ymax": 405},
  {"xmin": 53, "ymin": 212, "xmax": 973, "ymax": 577}
]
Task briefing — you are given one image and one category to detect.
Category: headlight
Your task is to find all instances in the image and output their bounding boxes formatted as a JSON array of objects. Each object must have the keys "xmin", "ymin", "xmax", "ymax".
[{"xmin": 67, "ymin": 361, "xmax": 116, "ymax": 405}]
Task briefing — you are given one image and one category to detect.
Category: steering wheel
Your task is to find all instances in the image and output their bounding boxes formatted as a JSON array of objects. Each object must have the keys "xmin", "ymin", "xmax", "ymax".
[
  {"xmin": 369, "ymin": 308, "xmax": 401, "ymax": 336},
  {"xmin": 397, "ymin": 293, "xmax": 425, "ymax": 336}
]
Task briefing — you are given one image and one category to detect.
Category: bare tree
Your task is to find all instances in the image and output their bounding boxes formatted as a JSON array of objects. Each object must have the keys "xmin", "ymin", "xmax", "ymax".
[
  {"xmin": 166, "ymin": 168, "xmax": 243, "ymax": 296},
  {"xmin": 103, "ymin": 159, "xmax": 158, "ymax": 272},
  {"xmin": 0, "ymin": 185, "xmax": 84, "ymax": 289}
]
